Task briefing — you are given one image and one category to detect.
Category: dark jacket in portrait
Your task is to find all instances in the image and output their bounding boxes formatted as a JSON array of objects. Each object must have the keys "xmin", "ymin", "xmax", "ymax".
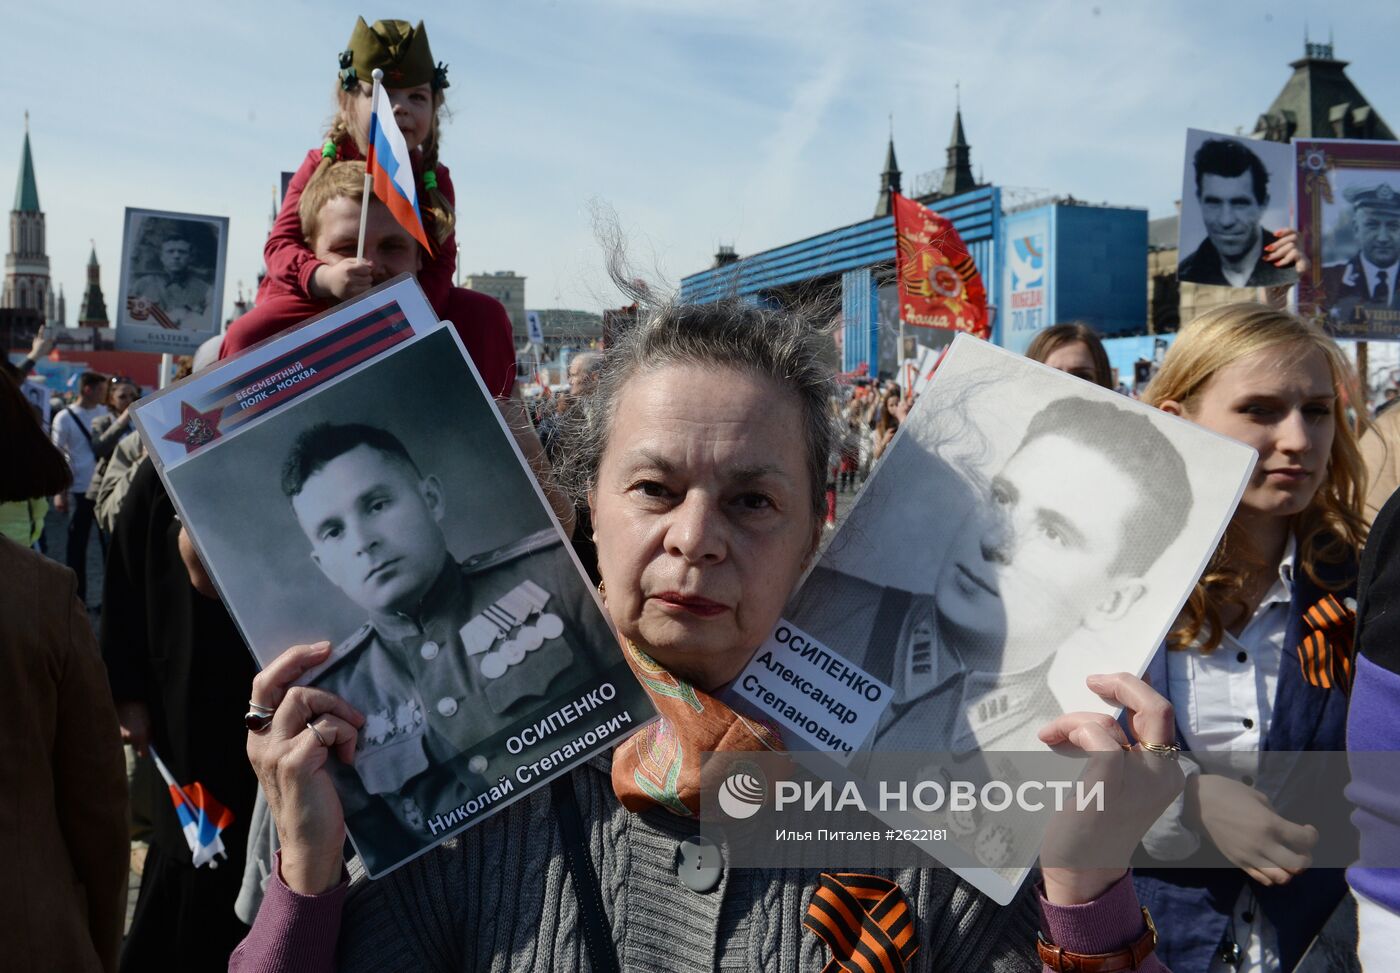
[
  {"xmin": 1321, "ymin": 254, "xmax": 1400, "ymax": 325},
  {"xmin": 1177, "ymin": 230, "xmax": 1295, "ymax": 287}
]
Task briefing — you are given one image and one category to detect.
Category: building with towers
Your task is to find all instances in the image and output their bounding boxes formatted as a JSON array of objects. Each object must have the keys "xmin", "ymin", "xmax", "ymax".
[
  {"xmin": 681, "ymin": 104, "xmax": 1144, "ymax": 376},
  {"xmin": 1147, "ymin": 37, "xmax": 1395, "ymax": 335},
  {"xmin": 3, "ymin": 114, "xmax": 58, "ymax": 328}
]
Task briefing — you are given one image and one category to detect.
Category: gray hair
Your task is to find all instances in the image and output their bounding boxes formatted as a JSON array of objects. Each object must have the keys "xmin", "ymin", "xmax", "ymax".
[{"xmin": 556, "ymin": 298, "xmax": 841, "ymax": 524}]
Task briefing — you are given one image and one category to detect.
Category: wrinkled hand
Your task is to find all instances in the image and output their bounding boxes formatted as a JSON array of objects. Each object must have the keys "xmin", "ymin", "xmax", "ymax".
[
  {"xmin": 1187, "ymin": 773, "xmax": 1317, "ymax": 886},
  {"xmin": 247, "ymin": 641, "xmax": 365, "ymax": 894},
  {"xmin": 1036, "ymin": 672, "xmax": 1185, "ymax": 905},
  {"xmin": 311, "ymin": 259, "xmax": 375, "ymax": 302},
  {"xmin": 116, "ymin": 700, "xmax": 152, "ymax": 757}
]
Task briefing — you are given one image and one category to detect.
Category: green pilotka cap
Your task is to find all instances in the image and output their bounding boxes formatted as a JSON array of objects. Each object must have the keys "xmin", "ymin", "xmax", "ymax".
[{"xmin": 339, "ymin": 17, "xmax": 448, "ymax": 91}]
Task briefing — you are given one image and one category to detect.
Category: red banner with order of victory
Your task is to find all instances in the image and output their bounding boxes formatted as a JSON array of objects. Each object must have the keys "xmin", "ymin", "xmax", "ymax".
[{"xmin": 891, "ymin": 191, "xmax": 989, "ymax": 338}]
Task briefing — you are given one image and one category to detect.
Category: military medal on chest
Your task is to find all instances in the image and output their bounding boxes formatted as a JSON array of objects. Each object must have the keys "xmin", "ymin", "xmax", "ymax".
[{"xmin": 459, "ymin": 580, "xmax": 565, "ymax": 680}]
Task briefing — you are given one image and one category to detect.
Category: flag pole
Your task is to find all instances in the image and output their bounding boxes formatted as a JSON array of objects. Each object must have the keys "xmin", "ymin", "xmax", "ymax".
[
  {"xmin": 356, "ymin": 68, "xmax": 384, "ymax": 261},
  {"xmin": 891, "ymin": 188, "xmax": 906, "ymax": 391}
]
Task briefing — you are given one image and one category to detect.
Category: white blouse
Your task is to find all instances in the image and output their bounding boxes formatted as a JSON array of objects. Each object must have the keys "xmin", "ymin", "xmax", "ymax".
[{"xmin": 1158, "ymin": 542, "xmax": 1296, "ymax": 973}]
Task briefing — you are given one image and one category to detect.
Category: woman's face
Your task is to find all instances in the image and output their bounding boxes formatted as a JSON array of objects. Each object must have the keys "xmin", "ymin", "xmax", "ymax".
[
  {"xmin": 1165, "ymin": 343, "xmax": 1336, "ymax": 520},
  {"xmin": 1042, "ymin": 340, "xmax": 1100, "ymax": 384},
  {"xmin": 591, "ymin": 364, "xmax": 819, "ymax": 690},
  {"xmin": 348, "ymin": 81, "xmax": 434, "ymax": 151},
  {"xmin": 109, "ymin": 382, "xmax": 139, "ymax": 413}
]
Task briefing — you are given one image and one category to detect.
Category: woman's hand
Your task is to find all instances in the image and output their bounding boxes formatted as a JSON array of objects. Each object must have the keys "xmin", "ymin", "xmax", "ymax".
[
  {"xmin": 1264, "ymin": 227, "xmax": 1309, "ymax": 274},
  {"xmin": 1261, "ymin": 228, "xmax": 1308, "ymax": 309},
  {"xmin": 1036, "ymin": 672, "xmax": 1185, "ymax": 905},
  {"xmin": 1186, "ymin": 773, "xmax": 1317, "ymax": 886},
  {"xmin": 247, "ymin": 641, "xmax": 365, "ymax": 894}
]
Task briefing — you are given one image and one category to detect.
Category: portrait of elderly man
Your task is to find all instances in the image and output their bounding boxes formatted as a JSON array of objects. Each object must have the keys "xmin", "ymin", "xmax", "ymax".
[
  {"xmin": 282, "ymin": 420, "xmax": 615, "ymax": 857},
  {"xmin": 1178, "ymin": 137, "xmax": 1295, "ymax": 288},
  {"xmin": 788, "ymin": 395, "xmax": 1192, "ymax": 754},
  {"xmin": 128, "ymin": 228, "xmax": 213, "ymax": 329},
  {"xmin": 1323, "ymin": 183, "xmax": 1400, "ymax": 320}
]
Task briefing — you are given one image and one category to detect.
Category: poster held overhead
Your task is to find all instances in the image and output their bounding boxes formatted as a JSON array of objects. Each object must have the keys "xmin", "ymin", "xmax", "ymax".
[
  {"xmin": 115, "ymin": 207, "xmax": 229, "ymax": 355},
  {"xmin": 1177, "ymin": 129, "xmax": 1296, "ymax": 289},
  {"xmin": 131, "ymin": 276, "xmax": 655, "ymax": 878},
  {"xmin": 1295, "ymin": 138, "xmax": 1400, "ymax": 340}
]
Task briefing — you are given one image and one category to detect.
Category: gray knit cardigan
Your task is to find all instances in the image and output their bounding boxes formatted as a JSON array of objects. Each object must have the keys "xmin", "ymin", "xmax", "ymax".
[{"xmin": 330, "ymin": 756, "xmax": 1041, "ymax": 972}]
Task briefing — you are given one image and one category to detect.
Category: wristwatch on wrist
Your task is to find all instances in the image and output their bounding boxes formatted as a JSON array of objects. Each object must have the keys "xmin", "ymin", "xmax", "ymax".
[{"xmin": 1036, "ymin": 907, "xmax": 1157, "ymax": 972}]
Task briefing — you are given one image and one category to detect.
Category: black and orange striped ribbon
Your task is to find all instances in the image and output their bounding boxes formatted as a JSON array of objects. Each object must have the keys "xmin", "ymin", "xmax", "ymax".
[
  {"xmin": 1297, "ymin": 593, "xmax": 1356, "ymax": 693},
  {"xmin": 803, "ymin": 872, "xmax": 918, "ymax": 973}
]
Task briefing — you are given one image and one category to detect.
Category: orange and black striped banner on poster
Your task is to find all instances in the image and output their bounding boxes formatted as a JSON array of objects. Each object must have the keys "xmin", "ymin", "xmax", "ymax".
[{"xmin": 891, "ymin": 191, "xmax": 989, "ymax": 339}]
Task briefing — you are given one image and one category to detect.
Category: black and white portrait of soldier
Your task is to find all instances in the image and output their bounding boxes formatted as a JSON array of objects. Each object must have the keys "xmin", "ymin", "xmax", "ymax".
[
  {"xmin": 791, "ymin": 395, "xmax": 1192, "ymax": 754},
  {"xmin": 1178, "ymin": 132, "xmax": 1296, "ymax": 289},
  {"xmin": 282, "ymin": 420, "xmax": 615, "ymax": 853},
  {"xmin": 1322, "ymin": 182, "xmax": 1400, "ymax": 322},
  {"xmin": 159, "ymin": 326, "xmax": 629, "ymax": 873},
  {"xmin": 116, "ymin": 209, "xmax": 227, "ymax": 348}
]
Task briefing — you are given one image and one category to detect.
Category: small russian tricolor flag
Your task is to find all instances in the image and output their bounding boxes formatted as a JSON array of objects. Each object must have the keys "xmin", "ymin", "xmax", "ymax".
[
  {"xmin": 365, "ymin": 80, "xmax": 434, "ymax": 255},
  {"xmin": 150, "ymin": 746, "xmax": 235, "ymax": 869}
]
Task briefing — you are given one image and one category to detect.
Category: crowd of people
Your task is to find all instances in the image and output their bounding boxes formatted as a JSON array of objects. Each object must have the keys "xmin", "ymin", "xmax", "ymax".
[{"xmin": 7, "ymin": 14, "xmax": 1400, "ymax": 973}]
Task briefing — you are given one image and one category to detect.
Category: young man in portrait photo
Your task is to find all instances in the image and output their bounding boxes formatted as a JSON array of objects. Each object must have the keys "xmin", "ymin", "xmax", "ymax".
[
  {"xmin": 1323, "ymin": 183, "xmax": 1400, "ymax": 321},
  {"xmin": 789, "ymin": 396, "xmax": 1192, "ymax": 754},
  {"xmin": 128, "ymin": 228, "xmax": 212, "ymax": 329},
  {"xmin": 282, "ymin": 421, "xmax": 615, "ymax": 851},
  {"xmin": 1178, "ymin": 138, "xmax": 1295, "ymax": 288}
]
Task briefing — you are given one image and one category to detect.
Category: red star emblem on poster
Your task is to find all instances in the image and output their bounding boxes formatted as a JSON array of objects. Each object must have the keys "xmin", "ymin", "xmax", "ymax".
[{"xmin": 161, "ymin": 401, "xmax": 224, "ymax": 453}]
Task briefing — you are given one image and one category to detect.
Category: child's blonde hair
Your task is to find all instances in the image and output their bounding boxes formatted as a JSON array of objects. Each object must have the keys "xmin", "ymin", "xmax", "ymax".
[{"xmin": 1143, "ymin": 302, "xmax": 1368, "ymax": 651}]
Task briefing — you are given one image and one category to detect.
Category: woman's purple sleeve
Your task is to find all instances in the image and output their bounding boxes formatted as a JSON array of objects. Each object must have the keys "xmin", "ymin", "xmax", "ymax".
[
  {"xmin": 1037, "ymin": 872, "xmax": 1170, "ymax": 972},
  {"xmin": 228, "ymin": 851, "xmax": 347, "ymax": 973}
]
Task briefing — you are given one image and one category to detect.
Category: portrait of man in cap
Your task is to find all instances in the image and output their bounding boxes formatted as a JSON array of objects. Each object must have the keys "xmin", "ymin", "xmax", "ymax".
[
  {"xmin": 1322, "ymin": 182, "xmax": 1400, "ymax": 321},
  {"xmin": 125, "ymin": 215, "xmax": 219, "ymax": 330}
]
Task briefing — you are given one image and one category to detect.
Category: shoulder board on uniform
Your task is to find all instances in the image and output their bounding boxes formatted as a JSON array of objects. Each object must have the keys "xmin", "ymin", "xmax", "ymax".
[
  {"xmin": 461, "ymin": 528, "xmax": 560, "ymax": 574},
  {"xmin": 318, "ymin": 622, "xmax": 376, "ymax": 675}
]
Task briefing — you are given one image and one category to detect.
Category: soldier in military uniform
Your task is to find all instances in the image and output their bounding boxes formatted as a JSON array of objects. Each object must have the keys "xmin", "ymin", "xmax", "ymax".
[
  {"xmin": 281, "ymin": 421, "xmax": 617, "ymax": 866},
  {"xmin": 1322, "ymin": 183, "xmax": 1400, "ymax": 325},
  {"xmin": 128, "ymin": 232, "xmax": 212, "ymax": 329},
  {"xmin": 789, "ymin": 396, "xmax": 1192, "ymax": 756}
]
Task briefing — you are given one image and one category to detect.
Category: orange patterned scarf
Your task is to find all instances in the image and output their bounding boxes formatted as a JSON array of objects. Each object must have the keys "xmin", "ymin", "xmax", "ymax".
[{"xmin": 610, "ymin": 637, "xmax": 782, "ymax": 816}]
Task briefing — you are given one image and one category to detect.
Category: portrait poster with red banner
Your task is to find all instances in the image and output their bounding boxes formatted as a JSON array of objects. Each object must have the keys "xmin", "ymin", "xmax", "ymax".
[
  {"xmin": 891, "ymin": 192, "xmax": 990, "ymax": 338},
  {"xmin": 130, "ymin": 275, "xmax": 655, "ymax": 880}
]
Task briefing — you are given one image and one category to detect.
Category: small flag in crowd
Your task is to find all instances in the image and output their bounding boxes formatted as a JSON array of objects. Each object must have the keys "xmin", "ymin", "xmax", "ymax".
[
  {"xmin": 149, "ymin": 745, "xmax": 234, "ymax": 869},
  {"xmin": 364, "ymin": 74, "xmax": 434, "ymax": 255},
  {"xmin": 890, "ymin": 191, "xmax": 989, "ymax": 338}
]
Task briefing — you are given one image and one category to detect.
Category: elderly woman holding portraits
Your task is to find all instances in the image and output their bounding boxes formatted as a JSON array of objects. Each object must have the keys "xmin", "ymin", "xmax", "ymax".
[{"xmin": 233, "ymin": 299, "xmax": 1182, "ymax": 972}]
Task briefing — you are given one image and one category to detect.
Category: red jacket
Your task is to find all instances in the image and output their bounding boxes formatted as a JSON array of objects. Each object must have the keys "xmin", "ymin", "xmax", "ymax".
[
  {"xmin": 220, "ymin": 288, "xmax": 516, "ymax": 398},
  {"xmin": 258, "ymin": 145, "xmax": 458, "ymax": 317}
]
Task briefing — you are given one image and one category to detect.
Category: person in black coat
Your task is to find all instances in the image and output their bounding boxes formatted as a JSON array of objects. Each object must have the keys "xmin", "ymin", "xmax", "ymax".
[{"xmin": 101, "ymin": 458, "xmax": 259, "ymax": 970}]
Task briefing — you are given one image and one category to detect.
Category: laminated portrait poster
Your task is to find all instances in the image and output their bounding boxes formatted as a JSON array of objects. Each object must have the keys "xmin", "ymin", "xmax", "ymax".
[
  {"xmin": 132, "ymin": 277, "xmax": 655, "ymax": 877},
  {"xmin": 1296, "ymin": 138, "xmax": 1400, "ymax": 340},
  {"xmin": 721, "ymin": 334, "xmax": 1254, "ymax": 903},
  {"xmin": 114, "ymin": 207, "xmax": 229, "ymax": 355},
  {"xmin": 1177, "ymin": 129, "xmax": 1296, "ymax": 289}
]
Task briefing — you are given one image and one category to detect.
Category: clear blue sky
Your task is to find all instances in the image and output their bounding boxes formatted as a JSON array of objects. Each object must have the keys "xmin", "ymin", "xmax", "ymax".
[{"xmin": 7, "ymin": 0, "xmax": 1398, "ymax": 322}]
